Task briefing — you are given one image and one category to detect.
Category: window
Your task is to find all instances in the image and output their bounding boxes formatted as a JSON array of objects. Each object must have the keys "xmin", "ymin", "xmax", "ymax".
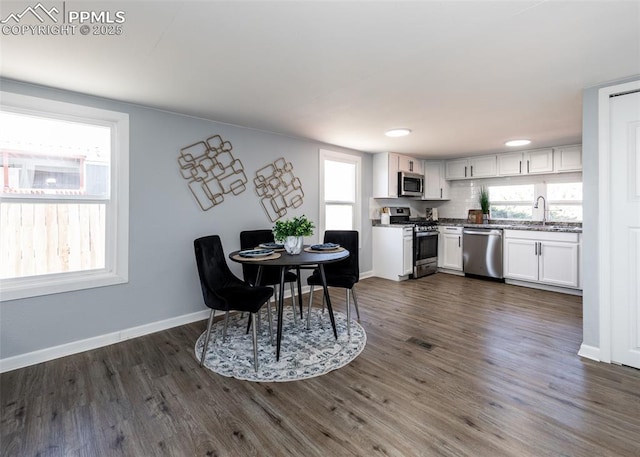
[
  {"xmin": 547, "ymin": 182, "xmax": 582, "ymax": 222},
  {"xmin": 319, "ymin": 150, "xmax": 361, "ymax": 236},
  {"xmin": 0, "ymin": 92, "xmax": 129, "ymax": 301},
  {"xmin": 488, "ymin": 184, "xmax": 534, "ymax": 220}
]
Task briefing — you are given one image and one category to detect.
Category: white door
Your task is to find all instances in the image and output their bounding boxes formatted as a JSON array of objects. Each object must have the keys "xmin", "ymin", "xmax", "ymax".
[
  {"xmin": 611, "ymin": 90, "xmax": 640, "ymax": 368},
  {"xmin": 503, "ymin": 238, "xmax": 538, "ymax": 281},
  {"xmin": 538, "ymin": 241, "xmax": 579, "ymax": 288},
  {"xmin": 442, "ymin": 233, "xmax": 463, "ymax": 270}
]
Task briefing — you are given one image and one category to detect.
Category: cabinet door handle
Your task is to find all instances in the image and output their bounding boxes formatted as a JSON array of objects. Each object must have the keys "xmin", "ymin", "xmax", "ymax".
[
  {"xmin": 471, "ymin": 165, "xmax": 474, "ymax": 176},
  {"xmin": 538, "ymin": 242, "xmax": 542, "ymax": 256},
  {"xmin": 440, "ymin": 188, "xmax": 443, "ymax": 198},
  {"xmin": 535, "ymin": 242, "xmax": 538, "ymax": 256},
  {"xmin": 519, "ymin": 161, "xmax": 522, "ymax": 174},
  {"xmin": 458, "ymin": 236, "xmax": 461, "ymax": 247},
  {"xmin": 527, "ymin": 160, "xmax": 530, "ymax": 173},
  {"xmin": 409, "ymin": 161, "xmax": 413, "ymax": 172},
  {"xmin": 464, "ymin": 166, "xmax": 467, "ymax": 177}
]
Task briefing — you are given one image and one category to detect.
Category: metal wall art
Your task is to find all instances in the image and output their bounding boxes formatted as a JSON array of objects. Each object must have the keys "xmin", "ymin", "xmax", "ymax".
[
  {"xmin": 254, "ymin": 157, "xmax": 304, "ymax": 222},
  {"xmin": 178, "ymin": 135, "xmax": 247, "ymax": 211}
]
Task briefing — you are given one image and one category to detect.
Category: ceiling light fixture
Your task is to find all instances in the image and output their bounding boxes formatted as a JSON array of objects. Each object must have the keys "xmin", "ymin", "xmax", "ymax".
[
  {"xmin": 385, "ymin": 128, "xmax": 411, "ymax": 138},
  {"xmin": 505, "ymin": 139, "xmax": 531, "ymax": 147}
]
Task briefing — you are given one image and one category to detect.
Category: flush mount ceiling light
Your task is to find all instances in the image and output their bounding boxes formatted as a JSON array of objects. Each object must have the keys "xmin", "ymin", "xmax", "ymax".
[
  {"xmin": 385, "ymin": 128, "xmax": 412, "ymax": 138},
  {"xmin": 505, "ymin": 139, "xmax": 531, "ymax": 147}
]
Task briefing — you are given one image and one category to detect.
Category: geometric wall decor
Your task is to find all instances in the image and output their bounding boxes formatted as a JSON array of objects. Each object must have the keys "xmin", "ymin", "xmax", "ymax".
[
  {"xmin": 253, "ymin": 157, "xmax": 304, "ymax": 222},
  {"xmin": 178, "ymin": 135, "xmax": 247, "ymax": 211}
]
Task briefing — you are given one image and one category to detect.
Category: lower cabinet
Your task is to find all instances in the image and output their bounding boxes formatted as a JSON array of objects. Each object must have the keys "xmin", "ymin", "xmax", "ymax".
[
  {"xmin": 503, "ymin": 230, "xmax": 580, "ymax": 289},
  {"xmin": 373, "ymin": 226, "xmax": 414, "ymax": 281},
  {"xmin": 438, "ymin": 226, "xmax": 463, "ymax": 271}
]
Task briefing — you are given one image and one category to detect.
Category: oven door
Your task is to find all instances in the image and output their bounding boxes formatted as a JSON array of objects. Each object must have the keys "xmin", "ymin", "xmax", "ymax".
[{"xmin": 414, "ymin": 232, "xmax": 438, "ymax": 278}]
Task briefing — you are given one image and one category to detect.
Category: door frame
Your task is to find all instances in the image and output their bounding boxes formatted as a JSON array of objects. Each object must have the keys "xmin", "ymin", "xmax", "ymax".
[{"xmin": 597, "ymin": 80, "xmax": 640, "ymax": 363}]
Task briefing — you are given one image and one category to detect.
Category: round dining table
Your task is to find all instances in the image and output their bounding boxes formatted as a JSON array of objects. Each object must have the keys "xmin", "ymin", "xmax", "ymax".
[{"xmin": 229, "ymin": 246, "xmax": 349, "ymax": 361}]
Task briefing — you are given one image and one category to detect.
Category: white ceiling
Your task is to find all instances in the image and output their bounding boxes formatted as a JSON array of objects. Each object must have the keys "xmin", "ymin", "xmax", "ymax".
[{"xmin": 1, "ymin": 1, "xmax": 639, "ymax": 158}]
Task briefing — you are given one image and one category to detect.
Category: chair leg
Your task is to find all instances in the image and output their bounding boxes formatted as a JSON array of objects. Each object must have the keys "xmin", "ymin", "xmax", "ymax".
[
  {"xmin": 222, "ymin": 310, "xmax": 230, "ymax": 342},
  {"xmin": 351, "ymin": 287, "xmax": 361, "ymax": 320},
  {"xmin": 251, "ymin": 312, "xmax": 259, "ymax": 372},
  {"xmin": 266, "ymin": 297, "xmax": 274, "ymax": 345},
  {"xmin": 200, "ymin": 309, "xmax": 215, "ymax": 367},
  {"xmin": 290, "ymin": 282, "xmax": 297, "ymax": 324},
  {"xmin": 346, "ymin": 289, "xmax": 351, "ymax": 337},
  {"xmin": 306, "ymin": 285, "xmax": 315, "ymax": 330}
]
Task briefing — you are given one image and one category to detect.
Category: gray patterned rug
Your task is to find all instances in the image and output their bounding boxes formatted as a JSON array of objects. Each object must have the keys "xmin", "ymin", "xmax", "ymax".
[{"xmin": 195, "ymin": 308, "xmax": 366, "ymax": 382}]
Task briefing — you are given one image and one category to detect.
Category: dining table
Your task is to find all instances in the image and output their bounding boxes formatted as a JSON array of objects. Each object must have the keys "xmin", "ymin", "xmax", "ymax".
[{"xmin": 229, "ymin": 245, "xmax": 350, "ymax": 360}]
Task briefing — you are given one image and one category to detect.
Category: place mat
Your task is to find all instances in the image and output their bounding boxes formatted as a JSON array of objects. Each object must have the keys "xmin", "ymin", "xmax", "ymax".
[
  {"xmin": 231, "ymin": 252, "xmax": 281, "ymax": 261},
  {"xmin": 254, "ymin": 246, "xmax": 285, "ymax": 252},
  {"xmin": 304, "ymin": 246, "xmax": 346, "ymax": 253}
]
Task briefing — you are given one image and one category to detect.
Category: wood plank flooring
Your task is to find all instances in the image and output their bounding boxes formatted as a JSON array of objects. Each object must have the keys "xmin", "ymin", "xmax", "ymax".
[{"xmin": 2, "ymin": 274, "xmax": 640, "ymax": 456}]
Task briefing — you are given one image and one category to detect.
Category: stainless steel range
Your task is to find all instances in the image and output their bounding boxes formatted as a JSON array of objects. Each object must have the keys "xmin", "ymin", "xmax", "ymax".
[{"xmin": 387, "ymin": 207, "xmax": 438, "ymax": 278}]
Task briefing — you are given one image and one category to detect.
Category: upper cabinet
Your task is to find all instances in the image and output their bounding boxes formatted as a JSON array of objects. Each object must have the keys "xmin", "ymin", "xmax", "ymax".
[
  {"xmin": 423, "ymin": 160, "xmax": 450, "ymax": 200},
  {"xmin": 446, "ymin": 144, "xmax": 581, "ymax": 180},
  {"xmin": 373, "ymin": 152, "xmax": 400, "ymax": 198},
  {"xmin": 398, "ymin": 155, "xmax": 423, "ymax": 174},
  {"xmin": 554, "ymin": 145, "xmax": 582, "ymax": 172},
  {"xmin": 445, "ymin": 155, "xmax": 497, "ymax": 179},
  {"xmin": 497, "ymin": 148, "xmax": 554, "ymax": 176},
  {"xmin": 373, "ymin": 152, "xmax": 424, "ymax": 198}
]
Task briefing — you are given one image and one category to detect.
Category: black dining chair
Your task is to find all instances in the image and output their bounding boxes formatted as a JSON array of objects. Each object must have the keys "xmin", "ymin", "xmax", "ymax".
[
  {"xmin": 240, "ymin": 230, "xmax": 302, "ymax": 338},
  {"xmin": 194, "ymin": 235, "xmax": 273, "ymax": 371},
  {"xmin": 306, "ymin": 230, "xmax": 360, "ymax": 335}
]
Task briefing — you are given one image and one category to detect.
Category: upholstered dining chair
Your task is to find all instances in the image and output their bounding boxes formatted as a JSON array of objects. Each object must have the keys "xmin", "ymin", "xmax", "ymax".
[
  {"xmin": 306, "ymin": 230, "xmax": 360, "ymax": 335},
  {"xmin": 240, "ymin": 230, "xmax": 302, "ymax": 338},
  {"xmin": 194, "ymin": 235, "xmax": 273, "ymax": 371}
]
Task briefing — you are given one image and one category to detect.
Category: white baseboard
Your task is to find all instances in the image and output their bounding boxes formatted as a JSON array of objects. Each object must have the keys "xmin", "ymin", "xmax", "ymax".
[
  {"xmin": 578, "ymin": 343, "xmax": 601, "ymax": 362},
  {"xmin": 0, "ymin": 309, "xmax": 211, "ymax": 373}
]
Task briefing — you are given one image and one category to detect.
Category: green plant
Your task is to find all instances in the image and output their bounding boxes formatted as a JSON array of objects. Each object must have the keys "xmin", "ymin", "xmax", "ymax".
[
  {"xmin": 272, "ymin": 215, "xmax": 315, "ymax": 241},
  {"xmin": 479, "ymin": 186, "xmax": 490, "ymax": 214}
]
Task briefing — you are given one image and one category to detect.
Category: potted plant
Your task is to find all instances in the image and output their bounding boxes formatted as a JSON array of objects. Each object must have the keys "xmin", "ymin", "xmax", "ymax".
[
  {"xmin": 479, "ymin": 186, "xmax": 490, "ymax": 224},
  {"xmin": 272, "ymin": 215, "xmax": 315, "ymax": 254}
]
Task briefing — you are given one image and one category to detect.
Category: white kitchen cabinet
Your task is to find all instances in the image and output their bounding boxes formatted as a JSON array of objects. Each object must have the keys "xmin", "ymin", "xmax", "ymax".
[
  {"xmin": 373, "ymin": 226, "xmax": 413, "ymax": 281},
  {"xmin": 398, "ymin": 155, "xmax": 423, "ymax": 174},
  {"xmin": 503, "ymin": 230, "xmax": 580, "ymax": 289},
  {"xmin": 439, "ymin": 226, "xmax": 463, "ymax": 271},
  {"xmin": 445, "ymin": 155, "xmax": 497, "ymax": 180},
  {"xmin": 497, "ymin": 148, "xmax": 554, "ymax": 176},
  {"xmin": 423, "ymin": 160, "xmax": 450, "ymax": 200},
  {"xmin": 373, "ymin": 152, "xmax": 400, "ymax": 198},
  {"xmin": 554, "ymin": 145, "xmax": 582, "ymax": 172}
]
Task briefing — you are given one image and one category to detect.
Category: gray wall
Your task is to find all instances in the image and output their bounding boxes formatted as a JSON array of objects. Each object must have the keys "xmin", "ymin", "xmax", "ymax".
[
  {"xmin": 0, "ymin": 79, "xmax": 373, "ymax": 360},
  {"xmin": 581, "ymin": 75, "xmax": 640, "ymax": 348}
]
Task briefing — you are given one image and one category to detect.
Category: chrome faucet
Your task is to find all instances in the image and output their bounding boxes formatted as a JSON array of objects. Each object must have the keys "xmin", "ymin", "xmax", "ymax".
[{"xmin": 534, "ymin": 195, "xmax": 547, "ymax": 226}]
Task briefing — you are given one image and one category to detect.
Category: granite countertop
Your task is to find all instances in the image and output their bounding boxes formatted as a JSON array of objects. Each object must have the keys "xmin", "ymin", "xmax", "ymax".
[
  {"xmin": 436, "ymin": 219, "xmax": 582, "ymax": 233},
  {"xmin": 372, "ymin": 219, "xmax": 582, "ymax": 233}
]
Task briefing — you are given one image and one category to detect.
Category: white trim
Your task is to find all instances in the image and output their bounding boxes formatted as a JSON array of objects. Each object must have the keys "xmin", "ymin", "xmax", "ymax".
[
  {"xmin": 0, "ymin": 91, "xmax": 129, "ymax": 301},
  {"xmin": 578, "ymin": 343, "xmax": 601, "ymax": 362},
  {"xmin": 504, "ymin": 278, "xmax": 582, "ymax": 296},
  {"xmin": 597, "ymin": 80, "xmax": 640, "ymax": 364},
  {"xmin": 0, "ymin": 308, "xmax": 210, "ymax": 373}
]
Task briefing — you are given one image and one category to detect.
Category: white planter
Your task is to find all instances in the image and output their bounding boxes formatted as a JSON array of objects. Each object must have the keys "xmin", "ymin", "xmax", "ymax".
[{"xmin": 284, "ymin": 236, "xmax": 304, "ymax": 255}]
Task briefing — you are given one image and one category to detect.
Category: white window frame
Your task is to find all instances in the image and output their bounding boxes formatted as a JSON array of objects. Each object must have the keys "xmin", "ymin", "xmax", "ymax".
[
  {"xmin": 546, "ymin": 182, "xmax": 583, "ymax": 222},
  {"xmin": 0, "ymin": 92, "xmax": 129, "ymax": 301},
  {"xmin": 319, "ymin": 149, "xmax": 361, "ymax": 242}
]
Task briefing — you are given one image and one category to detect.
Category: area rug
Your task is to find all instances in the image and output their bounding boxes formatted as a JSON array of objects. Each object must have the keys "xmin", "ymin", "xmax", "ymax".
[{"xmin": 195, "ymin": 308, "xmax": 366, "ymax": 382}]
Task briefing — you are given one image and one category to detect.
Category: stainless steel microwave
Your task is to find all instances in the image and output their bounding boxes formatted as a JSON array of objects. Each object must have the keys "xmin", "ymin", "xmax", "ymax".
[{"xmin": 398, "ymin": 171, "xmax": 424, "ymax": 197}]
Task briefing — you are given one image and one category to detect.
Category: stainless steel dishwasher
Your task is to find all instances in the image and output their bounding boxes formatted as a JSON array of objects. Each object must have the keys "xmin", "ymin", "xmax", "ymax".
[{"xmin": 462, "ymin": 228, "xmax": 503, "ymax": 279}]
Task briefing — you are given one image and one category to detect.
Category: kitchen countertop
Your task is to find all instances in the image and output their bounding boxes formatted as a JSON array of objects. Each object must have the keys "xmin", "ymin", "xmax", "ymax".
[
  {"xmin": 436, "ymin": 219, "xmax": 582, "ymax": 233},
  {"xmin": 372, "ymin": 219, "xmax": 582, "ymax": 233}
]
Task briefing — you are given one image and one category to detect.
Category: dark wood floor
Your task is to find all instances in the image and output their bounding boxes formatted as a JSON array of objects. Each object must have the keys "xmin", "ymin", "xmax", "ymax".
[{"xmin": 2, "ymin": 274, "xmax": 640, "ymax": 456}]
